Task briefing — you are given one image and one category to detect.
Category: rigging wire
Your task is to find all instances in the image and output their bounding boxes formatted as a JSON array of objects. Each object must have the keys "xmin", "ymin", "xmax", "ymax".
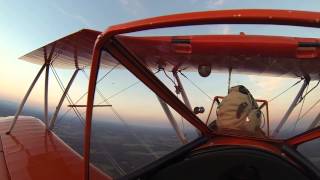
[
  {"xmin": 162, "ymin": 69, "xmax": 177, "ymax": 87},
  {"xmin": 95, "ymin": 140, "xmax": 126, "ymax": 176},
  {"xmin": 81, "ymin": 70, "xmax": 160, "ymax": 159},
  {"xmin": 96, "ymin": 63, "xmax": 120, "ymax": 84},
  {"xmin": 50, "ymin": 49, "xmax": 62, "ymax": 65},
  {"xmin": 161, "ymin": 69, "xmax": 191, "ymax": 137},
  {"xmin": 294, "ymin": 86, "xmax": 320, "ymax": 122},
  {"xmin": 268, "ymin": 78, "xmax": 303, "ymax": 102},
  {"xmin": 179, "ymin": 71, "xmax": 213, "ymax": 101},
  {"xmin": 50, "ymin": 65, "xmax": 85, "ymax": 126},
  {"xmin": 97, "ymin": 81, "xmax": 140, "ymax": 105},
  {"xmin": 56, "ymin": 63, "xmax": 119, "ymax": 124},
  {"xmin": 296, "ymin": 80, "xmax": 320, "ymax": 105},
  {"xmin": 168, "ymin": 75, "xmax": 186, "ymax": 138},
  {"xmin": 291, "ymin": 84, "xmax": 309, "ymax": 133},
  {"xmin": 54, "ymin": 67, "xmax": 125, "ymax": 176},
  {"xmin": 50, "ymin": 68, "xmax": 126, "ymax": 176},
  {"xmin": 97, "ymin": 70, "xmax": 160, "ymax": 105},
  {"xmin": 74, "ymin": 70, "xmax": 128, "ymax": 176},
  {"xmin": 51, "ymin": 65, "xmax": 85, "ymax": 125}
]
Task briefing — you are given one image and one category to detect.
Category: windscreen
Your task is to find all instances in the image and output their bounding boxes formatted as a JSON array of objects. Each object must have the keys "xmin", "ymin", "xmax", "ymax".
[
  {"xmin": 90, "ymin": 24, "xmax": 320, "ymax": 178},
  {"xmin": 89, "ymin": 52, "xmax": 199, "ymax": 178},
  {"xmin": 114, "ymin": 24, "xmax": 320, "ymax": 140}
]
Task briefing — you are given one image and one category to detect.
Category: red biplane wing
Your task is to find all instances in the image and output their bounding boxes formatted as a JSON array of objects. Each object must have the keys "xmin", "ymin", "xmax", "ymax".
[
  {"xmin": 0, "ymin": 117, "xmax": 110, "ymax": 180},
  {"xmin": 20, "ymin": 29, "xmax": 320, "ymax": 80},
  {"xmin": 20, "ymin": 29, "xmax": 105, "ymax": 69}
]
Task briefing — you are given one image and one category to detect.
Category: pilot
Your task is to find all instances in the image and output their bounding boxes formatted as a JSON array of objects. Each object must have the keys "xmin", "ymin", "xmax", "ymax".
[{"xmin": 215, "ymin": 85, "xmax": 265, "ymax": 137}]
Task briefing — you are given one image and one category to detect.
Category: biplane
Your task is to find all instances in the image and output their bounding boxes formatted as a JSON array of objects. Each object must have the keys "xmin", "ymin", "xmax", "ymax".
[{"xmin": 0, "ymin": 9, "xmax": 320, "ymax": 180}]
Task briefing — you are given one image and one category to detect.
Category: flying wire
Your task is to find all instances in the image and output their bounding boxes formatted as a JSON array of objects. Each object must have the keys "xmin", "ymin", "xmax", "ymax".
[
  {"xmin": 268, "ymin": 78, "xmax": 303, "ymax": 102},
  {"xmin": 291, "ymin": 84, "xmax": 309, "ymax": 133},
  {"xmin": 296, "ymin": 80, "xmax": 320, "ymax": 105},
  {"xmin": 97, "ymin": 81, "xmax": 141, "ymax": 105},
  {"xmin": 162, "ymin": 69, "xmax": 177, "ymax": 87},
  {"xmin": 96, "ymin": 69, "xmax": 160, "ymax": 105},
  {"xmin": 294, "ymin": 84, "xmax": 320, "ymax": 123},
  {"xmin": 50, "ymin": 63, "xmax": 126, "ymax": 176},
  {"xmin": 50, "ymin": 65, "xmax": 85, "ymax": 126},
  {"xmin": 56, "ymin": 63, "xmax": 120, "ymax": 124},
  {"xmin": 81, "ymin": 70, "xmax": 160, "ymax": 159},
  {"xmin": 179, "ymin": 71, "xmax": 213, "ymax": 101}
]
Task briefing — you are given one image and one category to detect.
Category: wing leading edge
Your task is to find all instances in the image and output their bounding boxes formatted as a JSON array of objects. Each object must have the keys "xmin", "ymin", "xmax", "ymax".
[{"xmin": 20, "ymin": 29, "xmax": 320, "ymax": 80}]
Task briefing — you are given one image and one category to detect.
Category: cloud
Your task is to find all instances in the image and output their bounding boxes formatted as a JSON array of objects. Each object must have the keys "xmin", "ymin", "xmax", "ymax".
[
  {"xmin": 51, "ymin": 3, "xmax": 90, "ymax": 27},
  {"xmin": 119, "ymin": 0, "xmax": 145, "ymax": 16},
  {"xmin": 248, "ymin": 75, "xmax": 288, "ymax": 92},
  {"xmin": 206, "ymin": 0, "xmax": 225, "ymax": 7}
]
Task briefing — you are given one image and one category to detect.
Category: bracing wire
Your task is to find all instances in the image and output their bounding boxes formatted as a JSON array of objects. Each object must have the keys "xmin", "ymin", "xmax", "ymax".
[
  {"xmin": 80, "ymin": 70, "xmax": 127, "ymax": 176},
  {"xmin": 179, "ymin": 71, "xmax": 213, "ymax": 101},
  {"xmin": 268, "ymin": 78, "xmax": 303, "ymax": 102},
  {"xmin": 160, "ymin": 69, "xmax": 190, "ymax": 137},
  {"xmin": 81, "ymin": 70, "xmax": 160, "ymax": 159},
  {"xmin": 95, "ymin": 141, "xmax": 126, "ymax": 176},
  {"xmin": 50, "ymin": 49, "xmax": 62, "ymax": 65},
  {"xmin": 48, "ymin": 50, "xmax": 126, "ymax": 176},
  {"xmin": 56, "ymin": 63, "xmax": 119, "ymax": 124},
  {"xmin": 168, "ymin": 78, "xmax": 186, "ymax": 138},
  {"xmin": 51, "ymin": 66, "xmax": 84, "ymax": 125},
  {"xmin": 96, "ymin": 63, "xmax": 120, "ymax": 84},
  {"xmin": 96, "ymin": 70, "xmax": 160, "ymax": 105},
  {"xmin": 299, "ymin": 97, "xmax": 320, "ymax": 121},
  {"xmin": 291, "ymin": 84, "xmax": 309, "ymax": 133},
  {"xmin": 296, "ymin": 80, "xmax": 320, "ymax": 105},
  {"xmin": 61, "ymin": 69, "xmax": 160, "ymax": 174},
  {"xmin": 162, "ymin": 69, "xmax": 177, "ymax": 87},
  {"xmin": 98, "ymin": 81, "xmax": 140, "ymax": 105},
  {"xmin": 50, "ymin": 65, "xmax": 85, "ymax": 126}
]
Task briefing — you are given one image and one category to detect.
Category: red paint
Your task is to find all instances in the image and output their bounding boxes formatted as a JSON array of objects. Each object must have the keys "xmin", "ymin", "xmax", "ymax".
[
  {"xmin": 84, "ymin": 35, "xmax": 106, "ymax": 180},
  {"xmin": 0, "ymin": 117, "xmax": 111, "ymax": 180},
  {"xmin": 286, "ymin": 127, "xmax": 320, "ymax": 147}
]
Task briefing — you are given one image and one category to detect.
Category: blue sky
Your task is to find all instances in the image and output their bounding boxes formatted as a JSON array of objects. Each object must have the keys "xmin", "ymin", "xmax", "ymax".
[
  {"xmin": 1, "ymin": 0, "xmax": 320, "ymax": 135},
  {"xmin": 0, "ymin": 0, "xmax": 319, "ymax": 100}
]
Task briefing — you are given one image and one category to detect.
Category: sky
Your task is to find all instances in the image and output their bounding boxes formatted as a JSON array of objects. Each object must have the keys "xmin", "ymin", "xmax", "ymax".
[{"xmin": 1, "ymin": 0, "xmax": 320, "ymax": 136}]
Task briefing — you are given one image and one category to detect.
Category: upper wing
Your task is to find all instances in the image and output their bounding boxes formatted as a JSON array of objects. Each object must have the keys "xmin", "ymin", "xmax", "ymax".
[
  {"xmin": 20, "ymin": 29, "xmax": 320, "ymax": 80},
  {"xmin": 116, "ymin": 34, "xmax": 320, "ymax": 80},
  {"xmin": 20, "ymin": 29, "xmax": 102, "ymax": 68}
]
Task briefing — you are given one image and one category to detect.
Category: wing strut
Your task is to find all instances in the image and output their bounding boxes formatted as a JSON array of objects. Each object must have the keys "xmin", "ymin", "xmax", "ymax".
[
  {"xmin": 272, "ymin": 77, "xmax": 310, "ymax": 137},
  {"xmin": 173, "ymin": 71, "xmax": 192, "ymax": 110},
  {"xmin": 49, "ymin": 41, "xmax": 82, "ymax": 129},
  {"xmin": 44, "ymin": 44, "xmax": 56, "ymax": 127},
  {"xmin": 6, "ymin": 64, "xmax": 46, "ymax": 134},
  {"xmin": 7, "ymin": 45, "xmax": 56, "ymax": 133},
  {"xmin": 157, "ymin": 96, "xmax": 188, "ymax": 144},
  {"xmin": 49, "ymin": 68, "xmax": 79, "ymax": 129}
]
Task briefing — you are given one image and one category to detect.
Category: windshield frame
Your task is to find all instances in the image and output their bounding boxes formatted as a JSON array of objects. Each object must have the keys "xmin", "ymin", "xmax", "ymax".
[{"xmin": 84, "ymin": 9, "xmax": 320, "ymax": 179}]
